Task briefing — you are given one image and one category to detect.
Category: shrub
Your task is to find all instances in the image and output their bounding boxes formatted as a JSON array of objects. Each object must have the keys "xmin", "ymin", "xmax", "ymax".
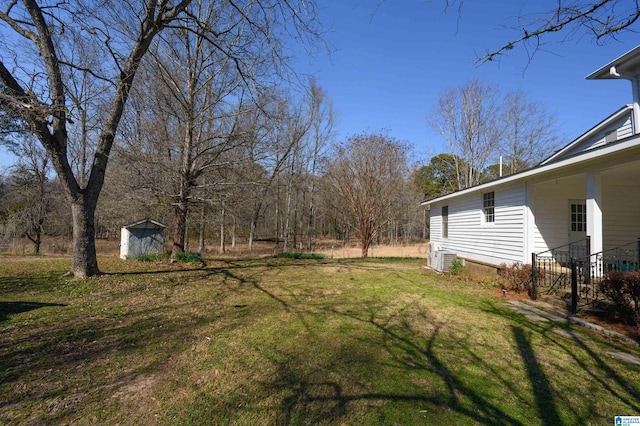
[
  {"xmin": 135, "ymin": 252, "xmax": 166, "ymax": 262},
  {"xmin": 275, "ymin": 252, "xmax": 326, "ymax": 260},
  {"xmin": 599, "ymin": 271, "xmax": 640, "ymax": 327},
  {"xmin": 448, "ymin": 258, "xmax": 464, "ymax": 275},
  {"xmin": 500, "ymin": 262, "xmax": 533, "ymax": 294},
  {"xmin": 175, "ymin": 251, "xmax": 204, "ymax": 264}
]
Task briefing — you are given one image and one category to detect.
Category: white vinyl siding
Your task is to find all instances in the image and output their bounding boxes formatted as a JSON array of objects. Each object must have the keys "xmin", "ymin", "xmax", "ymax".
[
  {"xmin": 433, "ymin": 183, "xmax": 527, "ymax": 265},
  {"xmin": 531, "ymin": 175, "xmax": 584, "ymax": 253},
  {"xmin": 603, "ymin": 178, "xmax": 640, "ymax": 251},
  {"xmin": 564, "ymin": 113, "xmax": 633, "ymax": 155},
  {"xmin": 431, "ymin": 207, "xmax": 442, "ymax": 243}
]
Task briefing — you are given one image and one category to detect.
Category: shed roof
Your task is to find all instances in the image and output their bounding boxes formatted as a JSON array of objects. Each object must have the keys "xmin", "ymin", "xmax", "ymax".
[{"xmin": 122, "ymin": 218, "xmax": 167, "ymax": 229}]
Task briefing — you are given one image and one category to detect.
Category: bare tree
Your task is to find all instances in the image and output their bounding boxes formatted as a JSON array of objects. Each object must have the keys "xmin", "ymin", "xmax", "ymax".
[
  {"xmin": 476, "ymin": 0, "xmax": 640, "ymax": 64},
  {"xmin": 2, "ymin": 137, "xmax": 53, "ymax": 253},
  {"xmin": 0, "ymin": 0, "xmax": 322, "ymax": 277},
  {"xmin": 428, "ymin": 79, "xmax": 502, "ymax": 190},
  {"xmin": 500, "ymin": 90, "xmax": 560, "ymax": 174},
  {"xmin": 305, "ymin": 79, "xmax": 334, "ymax": 250},
  {"xmin": 143, "ymin": 1, "xmax": 246, "ymax": 258},
  {"xmin": 0, "ymin": 1, "xmax": 192, "ymax": 277},
  {"xmin": 323, "ymin": 132, "xmax": 411, "ymax": 258}
]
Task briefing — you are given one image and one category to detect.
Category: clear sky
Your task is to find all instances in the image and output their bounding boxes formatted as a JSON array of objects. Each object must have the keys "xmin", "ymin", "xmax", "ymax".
[
  {"xmin": 1, "ymin": 0, "xmax": 638, "ymax": 170},
  {"xmin": 297, "ymin": 0, "xmax": 638, "ymax": 162}
]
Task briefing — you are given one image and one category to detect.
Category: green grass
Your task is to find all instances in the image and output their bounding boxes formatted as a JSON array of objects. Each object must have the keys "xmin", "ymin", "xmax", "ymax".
[
  {"xmin": 1, "ymin": 255, "xmax": 639, "ymax": 425},
  {"xmin": 134, "ymin": 252, "xmax": 167, "ymax": 262},
  {"xmin": 275, "ymin": 251, "xmax": 327, "ymax": 259}
]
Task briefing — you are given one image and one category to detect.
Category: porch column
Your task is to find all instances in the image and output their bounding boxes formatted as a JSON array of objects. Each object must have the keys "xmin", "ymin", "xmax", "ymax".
[
  {"xmin": 523, "ymin": 181, "xmax": 535, "ymax": 263},
  {"xmin": 586, "ymin": 170, "xmax": 603, "ymax": 255}
]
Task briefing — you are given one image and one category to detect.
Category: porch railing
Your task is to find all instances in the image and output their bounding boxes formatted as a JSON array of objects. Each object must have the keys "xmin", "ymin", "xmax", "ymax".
[
  {"xmin": 531, "ymin": 237, "xmax": 590, "ymax": 299},
  {"xmin": 532, "ymin": 238, "xmax": 640, "ymax": 313}
]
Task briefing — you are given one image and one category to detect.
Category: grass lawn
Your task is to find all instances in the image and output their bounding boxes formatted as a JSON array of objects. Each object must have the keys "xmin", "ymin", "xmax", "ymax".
[{"xmin": 1, "ymin": 255, "xmax": 639, "ymax": 425}]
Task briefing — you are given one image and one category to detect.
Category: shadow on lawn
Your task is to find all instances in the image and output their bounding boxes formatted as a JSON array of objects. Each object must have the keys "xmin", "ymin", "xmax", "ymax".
[
  {"xmin": 4, "ymin": 260, "xmax": 639, "ymax": 424},
  {"xmin": 0, "ymin": 301, "xmax": 66, "ymax": 323},
  {"xmin": 214, "ymin": 280, "xmax": 529, "ymax": 426},
  {"xmin": 482, "ymin": 302, "xmax": 640, "ymax": 420},
  {"xmin": 270, "ymin": 318, "xmax": 528, "ymax": 425},
  {"xmin": 0, "ymin": 293, "xmax": 226, "ymax": 424},
  {"xmin": 512, "ymin": 326, "xmax": 563, "ymax": 426}
]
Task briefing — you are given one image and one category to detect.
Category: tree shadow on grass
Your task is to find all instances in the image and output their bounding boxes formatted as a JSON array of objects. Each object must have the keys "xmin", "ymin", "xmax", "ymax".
[
  {"xmin": 254, "ymin": 300, "xmax": 529, "ymax": 426},
  {"xmin": 482, "ymin": 300, "xmax": 640, "ymax": 417},
  {"xmin": 512, "ymin": 326, "xmax": 564, "ymax": 426},
  {"xmin": 0, "ymin": 301, "xmax": 66, "ymax": 323}
]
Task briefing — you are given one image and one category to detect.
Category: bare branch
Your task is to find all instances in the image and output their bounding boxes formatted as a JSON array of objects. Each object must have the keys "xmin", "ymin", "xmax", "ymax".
[{"xmin": 476, "ymin": 0, "xmax": 639, "ymax": 65}]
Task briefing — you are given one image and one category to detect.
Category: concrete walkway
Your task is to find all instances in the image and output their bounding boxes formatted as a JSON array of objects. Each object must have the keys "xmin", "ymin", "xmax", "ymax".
[{"xmin": 506, "ymin": 301, "xmax": 640, "ymax": 367}]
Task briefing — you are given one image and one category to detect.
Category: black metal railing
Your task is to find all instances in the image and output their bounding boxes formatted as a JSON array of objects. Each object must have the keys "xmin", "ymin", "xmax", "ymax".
[
  {"xmin": 531, "ymin": 237, "xmax": 590, "ymax": 300},
  {"xmin": 532, "ymin": 238, "xmax": 640, "ymax": 313}
]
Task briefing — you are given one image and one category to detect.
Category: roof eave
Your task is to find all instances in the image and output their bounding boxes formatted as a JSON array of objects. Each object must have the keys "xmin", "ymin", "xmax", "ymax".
[
  {"xmin": 586, "ymin": 45, "xmax": 640, "ymax": 80},
  {"xmin": 539, "ymin": 104, "xmax": 633, "ymax": 166},
  {"xmin": 421, "ymin": 134, "xmax": 640, "ymax": 206}
]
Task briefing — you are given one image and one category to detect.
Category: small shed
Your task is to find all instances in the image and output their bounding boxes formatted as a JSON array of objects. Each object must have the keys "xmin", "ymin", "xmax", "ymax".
[{"xmin": 120, "ymin": 218, "xmax": 167, "ymax": 260}]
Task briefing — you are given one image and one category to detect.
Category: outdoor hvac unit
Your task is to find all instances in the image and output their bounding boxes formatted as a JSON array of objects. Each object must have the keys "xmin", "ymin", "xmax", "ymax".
[
  {"xmin": 427, "ymin": 241, "xmax": 439, "ymax": 268},
  {"xmin": 432, "ymin": 250, "xmax": 458, "ymax": 273}
]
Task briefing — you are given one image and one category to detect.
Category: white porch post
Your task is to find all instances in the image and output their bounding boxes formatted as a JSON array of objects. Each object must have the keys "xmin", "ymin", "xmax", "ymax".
[
  {"xmin": 524, "ymin": 181, "xmax": 535, "ymax": 263},
  {"xmin": 586, "ymin": 170, "xmax": 603, "ymax": 256},
  {"xmin": 631, "ymin": 76, "xmax": 640, "ymax": 134}
]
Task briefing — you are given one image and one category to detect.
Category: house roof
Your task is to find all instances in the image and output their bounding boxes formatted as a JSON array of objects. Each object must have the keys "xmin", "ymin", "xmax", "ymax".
[
  {"xmin": 421, "ymin": 128, "xmax": 640, "ymax": 206},
  {"xmin": 422, "ymin": 46, "xmax": 640, "ymax": 208},
  {"xmin": 122, "ymin": 218, "xmax": 167, "ymax": 229},
  {"xmin": 539, "ymin": 104, "xmax": 633, "ymax": 166},
  {"xmin": 586, "ymin": 45, "xmax": 640, "ymax": 80}
]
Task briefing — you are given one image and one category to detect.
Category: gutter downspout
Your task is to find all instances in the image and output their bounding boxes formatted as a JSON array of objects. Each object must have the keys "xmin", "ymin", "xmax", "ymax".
[{"xmin": 609, "ymin": 66, "xmax": 640, "ymax": 135}]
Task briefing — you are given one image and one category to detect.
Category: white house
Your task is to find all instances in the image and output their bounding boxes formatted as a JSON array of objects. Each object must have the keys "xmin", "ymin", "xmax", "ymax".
[
  {"xmin": 120, "ymin": 218, "xmax": 167, "ymax": 260},
  {"xmin": 423, "ymin": 46, "xmax": 640, "ymax": 271}
]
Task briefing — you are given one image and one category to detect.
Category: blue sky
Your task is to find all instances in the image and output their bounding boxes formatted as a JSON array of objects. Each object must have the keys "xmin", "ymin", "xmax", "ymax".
[
  {"xmin": 1, "ymin": 0, "xmax": 637, "ymax": 170},
  {"xmin": 298, "ymin": 0, "xmax": 638, "ymax": 162}
]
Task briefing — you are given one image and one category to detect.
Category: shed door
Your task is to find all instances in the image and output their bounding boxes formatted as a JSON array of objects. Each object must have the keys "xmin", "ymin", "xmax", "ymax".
[{"xmin": 569, "ymin": 200, "xmax": 587, "ymax": 244}]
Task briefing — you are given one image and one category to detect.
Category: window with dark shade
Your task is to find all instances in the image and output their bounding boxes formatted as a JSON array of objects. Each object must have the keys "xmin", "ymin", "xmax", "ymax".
[
  {"xmin": 483, "ymin": 192, "xmax": 495, "ymax": 223},
  {"xmin": 442, "ymin": 205, "xmax": 449, "ymax": 238}
]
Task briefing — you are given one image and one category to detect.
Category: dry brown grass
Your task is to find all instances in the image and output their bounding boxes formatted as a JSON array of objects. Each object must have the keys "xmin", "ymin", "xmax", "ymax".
[{"xmin": 0, "ymin": 236, "xmax": 427, "ymax": 259}]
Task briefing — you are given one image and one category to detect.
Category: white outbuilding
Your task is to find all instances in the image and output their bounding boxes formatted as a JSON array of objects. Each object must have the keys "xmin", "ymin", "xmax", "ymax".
[{"xmin": 119, "ymin": 218, "xmax": 167, "ymax": 260}]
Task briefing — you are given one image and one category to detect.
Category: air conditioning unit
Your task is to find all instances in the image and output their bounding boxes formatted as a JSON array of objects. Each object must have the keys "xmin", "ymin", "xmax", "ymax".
[
  {"xmin": 427, "ymin": 241, "xmax": 439, "ymax": 268},
  {"xmin": 432, "ymin": 250, "xmax": 458, "ymax": 273}
]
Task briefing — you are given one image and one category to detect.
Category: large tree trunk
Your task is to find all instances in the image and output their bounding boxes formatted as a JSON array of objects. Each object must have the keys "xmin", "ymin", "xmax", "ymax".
[
  {"xmin": 198, "ymin": 204, "xmax": 206, "ymax": 254},
  {"xmin": 70, "ymin": 197, "xmax": 99, "ymax": 278},
  {"xmin": 172, "ymin": 197, "xmax": 188, "ymax": 257},
  {"xmin": 219, "ymin": 203, "xmax": 226, "ymax": 254},
  {"xmin": 361, "ymin": 237, "xmax": 370, "ymax": 258}
]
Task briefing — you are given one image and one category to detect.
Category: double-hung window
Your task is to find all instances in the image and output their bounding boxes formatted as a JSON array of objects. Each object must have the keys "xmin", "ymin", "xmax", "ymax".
[
  {"xmin": 442, "ymin": 205, "xmax": 449, "ymax": 238},
  {"xmin": 483, "ymin": 192, "xmax": 495, "ymax": 223}
]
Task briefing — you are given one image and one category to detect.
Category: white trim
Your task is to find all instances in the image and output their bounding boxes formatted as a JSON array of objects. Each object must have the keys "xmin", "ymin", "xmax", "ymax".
[
  {"xmin": 422, "ymin": 132, "xmax": 640, "ymax": 207},
  {"xmin": 540, "ymin": 105, "xmax": 633, "ymax": 165},
  {"xmin": 586, "ymin": 45, "xmax": 640, "ymax": 80},
  {"xmin": 586, "ymin": 171, "xmax": 603, "ymax": 256}
]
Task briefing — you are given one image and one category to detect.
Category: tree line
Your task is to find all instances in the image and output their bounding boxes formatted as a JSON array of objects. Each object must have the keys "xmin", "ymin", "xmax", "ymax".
[
  {"xmin": 1, "ymin": 74, "xmax": 561, "ymax": 261},
  {"xmin": 1, "ymin": 0, "xmax": 634, "ymax": 277}
]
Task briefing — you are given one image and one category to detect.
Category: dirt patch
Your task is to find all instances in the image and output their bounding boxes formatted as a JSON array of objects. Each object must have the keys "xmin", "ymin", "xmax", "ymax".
[
  {"xmin": 491, "ymin": 288, "xmax": 531, "ymax": 302},
  {"xmin": 579, "ymin": 313, "xmax": 640, "ymax": 342}
]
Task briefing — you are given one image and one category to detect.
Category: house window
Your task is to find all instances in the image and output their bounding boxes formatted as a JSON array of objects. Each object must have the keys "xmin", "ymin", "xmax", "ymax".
[
  {"xmin": 442, "ymin": 205, "xmax": 449, "ymax": 238},
  {"xmin": 483, "ymin": 192, "xmax": 495, "ymax": 223},
  {"xmin": 571, "ymin": 203, "xmax": 586, "ymax": 232}
]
